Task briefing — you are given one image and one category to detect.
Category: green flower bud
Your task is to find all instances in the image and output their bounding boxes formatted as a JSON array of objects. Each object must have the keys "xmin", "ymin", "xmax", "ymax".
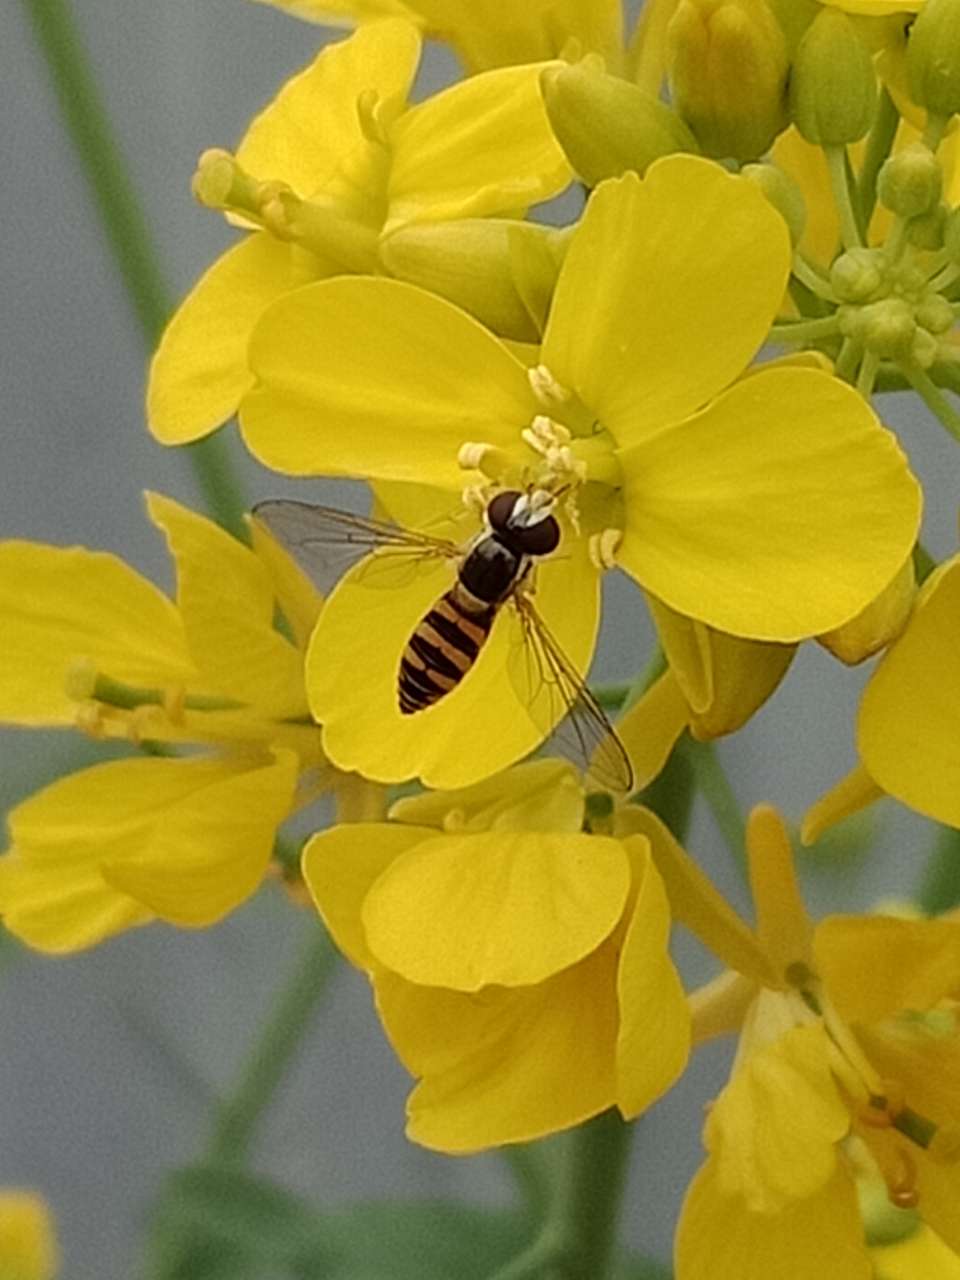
[
  {"xmin": 765, "ymin": 0, "xmax": 818, "ymax": 53},
  {"xmin": 381, "ymin": 219, "xmax": 567, "ymax": 343},
  {"xmin": 911, "ymin": 326, "xmax": 941, "ymax": 368},
  {"xmin": 790, "ymin": 9, "xmax": 877, "ymax": 146},
  {"xmin": 666, "ymin": 0, "xmax": 789, "ymax": 161},
  {"xmin": 916, "ymin": 291, "xmax": 955, "ymax": 336},
  {"xmin": 830, "ymin": 247, "xmax": 886, "ymax": 303},
  {"xmin": 540, "ymin": 63, "xmax": 698, "ymax": 187},
  {"xmin": 860, "ymin": 297, "xmax": 917, "ymax": 358},
  {"xmin": 907, "ymin": 202, "xmax": 947, "ymax": 251},
  {"xmin": 859, "ymin": 1176, "xmax": 921, "ymax": 1248},
  {"xmin": 907, "ymin": 0, "xmax": 960, "ymax": 119},
  {"xmin": 877, "ymin": 142, "xmax": 943, "ymax": 218},
  {"xmin": 741, "ymin": 162, "xmax": 807, "ymax": 245}
]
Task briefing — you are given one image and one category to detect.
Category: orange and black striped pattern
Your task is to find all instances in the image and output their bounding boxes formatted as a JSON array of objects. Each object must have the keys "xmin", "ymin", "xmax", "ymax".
[{"xmin": 398, "ymin": 589, "xmax": 495, "ymax": 714}]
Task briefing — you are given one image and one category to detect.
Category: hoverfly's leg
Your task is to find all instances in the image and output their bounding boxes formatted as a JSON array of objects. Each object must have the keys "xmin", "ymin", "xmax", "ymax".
[
  {"xmin": 461, "ymin": 484, "xmax": 490, "ymax": 520},
  {"xmin": 588, "ymin": 527, "xmax": 622, "ymax": 571}
]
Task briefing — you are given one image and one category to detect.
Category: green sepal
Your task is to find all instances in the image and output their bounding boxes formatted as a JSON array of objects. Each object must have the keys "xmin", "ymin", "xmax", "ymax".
[{"xmin": 907, "ymin": 0, "xmax": 960, "ymax": 119}]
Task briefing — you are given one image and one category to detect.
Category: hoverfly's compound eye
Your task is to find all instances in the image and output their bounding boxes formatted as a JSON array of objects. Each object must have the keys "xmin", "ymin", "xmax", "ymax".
[
  {"xmin": 511, "ymin": 514, "xmax": 561, "ymax": 556},
  {"xmin": 486, "ymin": 490, "xmax": 524, "ymax": 533}
]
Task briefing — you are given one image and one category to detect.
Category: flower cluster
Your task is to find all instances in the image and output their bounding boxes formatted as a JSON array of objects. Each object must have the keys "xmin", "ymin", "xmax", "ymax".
[{"xmin": 8, "ymin": 0, "xmax": 960, "ymax": 1274}]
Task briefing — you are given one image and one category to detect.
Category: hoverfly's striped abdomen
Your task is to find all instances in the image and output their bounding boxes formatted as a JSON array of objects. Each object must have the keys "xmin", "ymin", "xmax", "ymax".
[{"xmin": 398, "ymin": 588, "xmax": 495, "ymax": 714}]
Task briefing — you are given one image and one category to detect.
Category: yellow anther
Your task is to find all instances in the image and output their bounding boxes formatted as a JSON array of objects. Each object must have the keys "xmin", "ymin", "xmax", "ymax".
[
  {"xmin": 528, "ymin": 363, "xmax": 573, "ymax": 410},
  {"xmin": 442, "ymin": 808, "xmax": 468, "ymax": 832},
  {"xmin": 458, "ymin": 441, "xmax": 492, "ymax": 470},
  {"xmin": 588, "ymin": 528, "xmax": 622, "ymax": 571}
]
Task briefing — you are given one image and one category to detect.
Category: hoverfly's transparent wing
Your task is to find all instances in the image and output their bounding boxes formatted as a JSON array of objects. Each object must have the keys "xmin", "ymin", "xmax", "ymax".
[
  {"xmin": 251, "ymin": 500, "xmax": 462, "ymax": 595},
  {"xmin": 509, "ymin": 592, "xmax": 634, "ymax": 796}
]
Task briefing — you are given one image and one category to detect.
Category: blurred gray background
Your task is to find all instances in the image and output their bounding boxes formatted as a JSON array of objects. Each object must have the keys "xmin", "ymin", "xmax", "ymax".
[{"xmin": 1, "ymin": 1, "xmax": 956, "ymax": 1274}]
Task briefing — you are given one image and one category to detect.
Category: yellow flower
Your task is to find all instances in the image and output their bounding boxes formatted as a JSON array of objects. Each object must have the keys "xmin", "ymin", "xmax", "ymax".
[
  {"xmin": 0, "ymin": 1192, "xmax": 58, "ymax": 1280},
  {"xmin": 806, "ymin": 553, "xmax": 960, "ymax": 841},
  {"xmin": 246, "ymin": 0, "xmax": 625, "ymax": 74},
  {"xmin": 0, "ymin": 494, "xmax": 324, "ymax": 951},
  {"xmin": 872, "ymin": 1223, "xmax": 960, "ymax": 1278},
  {"xmin": 147, "ymin": 19, "xmax": 569, "ymax": 445},
  {"xmin": 301, "ymin": 759, "xmax": 690, "ymax": 1151},
  {"xmin": 241, "ymin": 154, "xmax": 920, "ymax": 787},
  {"xmin": 658, "ymin": 804, "xmax": 960, "ymax": 1278},
  {"xmin": 820, "ymin": 0, "xmax": 922, "ymax": 12}
]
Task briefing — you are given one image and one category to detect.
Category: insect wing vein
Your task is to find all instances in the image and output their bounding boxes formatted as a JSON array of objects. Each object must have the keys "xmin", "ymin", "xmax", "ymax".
[
  {"xmin": 510, "ymin": 595, "xmax": 634, "ymax": 795},
  {"xmin": 251, "ymin": 499, "xmax": 461, "ymax": 594}
]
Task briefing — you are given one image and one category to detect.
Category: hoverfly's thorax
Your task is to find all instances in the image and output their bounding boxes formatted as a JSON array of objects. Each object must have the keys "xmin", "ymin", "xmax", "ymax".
[{"xmin": 458, "ymin": 536, "xmax": 524, "ymax": 606}]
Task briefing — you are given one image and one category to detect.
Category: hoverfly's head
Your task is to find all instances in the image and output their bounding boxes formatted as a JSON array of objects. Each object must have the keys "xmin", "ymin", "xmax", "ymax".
[{"xmin": 486, "ymin": 488, "xmax": 561, "ymax": 556}]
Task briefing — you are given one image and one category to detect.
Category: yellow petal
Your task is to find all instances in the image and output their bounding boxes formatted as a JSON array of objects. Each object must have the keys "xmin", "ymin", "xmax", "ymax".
[
  {"xmin": 616, "ymin": 835, "xmax": 691, "ymax": 1116},
  {"xmin": 623, "ymin": 806, "xmax": 774, "ymax": 985},
  {"xmin": 388, "ymin": 757, "xmax": 585, "ymax": 834},
  {"xmin": 871, "ymin": 1224, "xmax": 960, "ymax": 1280},
  {"xmin": 236, "ymin": 21, "xmax": 420, "ymax": 201},
  {"xmin": 675, "ymin": 1159, "xmax": 871, "ymax": 1280},
  {"xmin": 386, "ymin": 63, "xmax": 569, "ymax": 233},
  {"xmin": 147, "ymin": 235, "xmax": 319, "ymax": 444},
  {"xmin": 247, "ymin": 511, "xmax": 324, "ymax": 651},
  {"xmin": 415, "ymin": 0, "xmax": 624, "ymax": 72},
  {"xmin": 747, "ymin": 805, "xmax": 814, "ymax": 978},
  {"xmin": 707, "ymin": 1018, "xmax": 850, "ymax": 1211},
  {"xmin": 645, "ymin": 594, "xmax": 713, "ymax": 713},
  {"xmin": 375, "ymin": 943, "xmax": 620, "ymax": 1152},
  {"xmin": 802, "ymin": 762, "xmax": 885, "ymax": 845},
  {"xmin": 241, "ymin": 278, "xmax": 534, "ymax": 484},
  {"xmin": 0, "ymin": 541, "xmax": 192, "ymax": 724},
  {"xmin": 543, "ymin": 158, "xmax": 790, "ymax": 446},
  {"xmin": 302, "ymin": 822, "xmax": 435, "ymax": 969},
  {"xmin": 0, "ymin": 758, "xmax": 256, "ymax": 951},
  {"xmin": 617, "ymin": 367, "xmax": 922, "ymax": 640},
  {"xmin": 307, "ymin": 530, "xmax": 599, "ymax": 789},
  {"xmin": 816, "ymin": 915, "xmax": 960, "ymax": 1026},
  {"xmin": 363, "ymin": 829, "xmax": 630, "ymax": 989},
  {"xmin": 250, "ymin": 0, "xmax": 413, "ymax": 23},
  {"xmin": 146, "ymin": 493, "xmax": 306, "ymax": 717},
  {"xmin": 0, "ymin": 1191, "xmax": 59, "ymax": 1280},
  {"xmin": 859, "ymin": 558, "xmax": 960, "ymax": 827},
  {"xmin": 613, "ymin": 669, "xmax": 689, "ymax": 792},
  {"xmin": 818, "ymin": 556, "xmax": 917, "ymax": 666},
  {"xmin": 101, "ymin": 751, "xmax": 299, "ymax": 925}
]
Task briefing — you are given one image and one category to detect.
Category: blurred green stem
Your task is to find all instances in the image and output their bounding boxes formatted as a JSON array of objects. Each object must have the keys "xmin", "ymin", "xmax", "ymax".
[
  {"xmin": 918, "ymin": 826, "xmax": 960, "ymax": 915},
  {"xmin": 22, "ymin": 0, "xmax": 248, "ymax": 537}
]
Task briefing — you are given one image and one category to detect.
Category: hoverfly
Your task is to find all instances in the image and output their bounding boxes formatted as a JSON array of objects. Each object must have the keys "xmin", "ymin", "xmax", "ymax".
[{"xmin": 253, "ymin": 490, "xmax": 634, "ymax": 794}]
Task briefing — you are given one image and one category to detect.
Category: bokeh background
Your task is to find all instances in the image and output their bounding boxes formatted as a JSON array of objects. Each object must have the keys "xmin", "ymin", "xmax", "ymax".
[{"xmin": 1, "ymin": 1, "xmax": 957, "ymax": 1274}]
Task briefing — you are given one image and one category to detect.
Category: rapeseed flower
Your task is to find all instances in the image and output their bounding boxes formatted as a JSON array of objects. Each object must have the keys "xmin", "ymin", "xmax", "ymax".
[
  {"xmin": 661, "ymin": 805, "xmax": 960, "ymax": 1278},
  {"xmin": 0, "ymin": 495, "xmax": 324, "ymax": 950},
  {"xmin": 240, "ymin": 154, "xmax": 920, "ymax": 788},
  {"xmin": 806, "ymin": 552, "xmax": 960, "ymax": 841},
  {"xmin": 247, "ymin": 0, "xmax": 625, "ymax": 74},
  {"xmin": 302, "ymin": 759, "xmax": 689, "ymax": 1150},
  {"xmin": 147, "ymin": 19, "xmax": 569, "ymax": 445}
]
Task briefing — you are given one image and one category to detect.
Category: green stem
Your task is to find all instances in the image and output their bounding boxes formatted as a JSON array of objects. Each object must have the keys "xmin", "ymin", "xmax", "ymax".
[
  {"xmin": 208, "ymin": 924, "xmax": 337, "ymax": 1164},
  {"xmin": 901, "ymin": 362, "xmax": 960, "ymax": 444},
  {"xmin": 769, "ymin": 315, "xmax": 841, "ymax": 345},
  {"xmin": 791, "ymin": 253, "xmax": 837, "ymax": 303},
  {"xmin": 917, "ymin": 825, "xmax": 960, "ymax": 915},
  {"xmin": 834, "ymin": 335, "xmax": 862, "ymax": 385},
  {"xmin": 824, "ymin": 145, "xmax": 863, "ymax": 251},
  {"xmin": 858, "ymin": 88, "xmax": 900, "ymax": 232},
  {"xmin": 856, "ymin": 348, "xmax": 880, "ymax": 399},
  {"xmin": 489, "ymin": 1112, "xmax": 633, "ymax": 1280},
  {"xmin": 684, "ymin": 740, "xmax": 746, "ymax": 869},
  {"xmin": 22, "ymin": 0, "xmax": 248, "ymax": 538},
  {"xmin": 913, "ymin": 541, "xmax": 937, "ymax": 585}
]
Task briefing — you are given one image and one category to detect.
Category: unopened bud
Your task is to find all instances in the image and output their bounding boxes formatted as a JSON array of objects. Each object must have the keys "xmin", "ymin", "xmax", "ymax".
[
  {"xmin": 765, "ymin": 0, "xmax": 818, "ymax": 53},
  {"xmin": 741, "ymin": 162, "xmax": 807, "ymax": 245},
  {"xmin": 818, "ymin": 558, "xmax": 915, "ymax": 664},
  {"xmin": 666, "ymin": 0, "xmax": 790, "ymax": 161},
  {"xmin": 911, "ymin": 325, "xmax": 941, "ymax": 368},
  {"xmin": 790, "ymin": 9, "xmax": 877, "ymax": 145},
  {"xmin": 878, "ymin": 142, "xmax": 943, "ymax": 218},
  {"xmin": 830, "ymin": 247, "xmax": 886, "ymax": 303},
  {"xmin": 944, "ymin": 206, "xmax": 960, "ymax": 262},
  {"xmin": 540, "ymin": 63, "xmax": 698, "ymax": 186},
  {"xmin": 915, "ymin": 291, "xmax": 955, "ymax": 336},
  {"xmin": 907, "ymin": 0, "xmax": 960, "ymax": 119},
  {"xmin": 382, "ymin": 219, "xmax": 566, "ymax": 342},
  {"xmin": 860, "ymin": 297, "xmax": 917, "ymax": 358}
]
